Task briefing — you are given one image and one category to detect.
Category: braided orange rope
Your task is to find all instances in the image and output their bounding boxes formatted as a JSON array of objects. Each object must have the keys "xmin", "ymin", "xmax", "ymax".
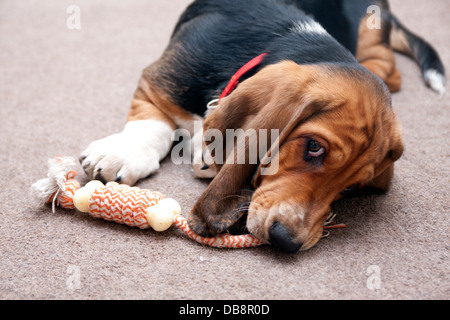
[
  {"xmin": 32, "ymin": 157, "xmax": 344, "ymax": 249},
  {"xmin": 89, "ymin": 182, "xmax": 266, "ymax": 247},
  {"xmin": 173, "ymin": 215, "xmax": 266, "ymax": 248},
  {"xmin": 32, "ymin": 161, "xmax": 267, "ymax": 248},
  {"xmin": 89, "ymin": 182, "xmax": 164, "ymax": 229},
  {"xmin": 51, "ymin": 176, "xmax": 343, "ymax": 247},
  {"xmin": 91, "ymin": 181, "xmax": 266, "ymax": 247}
]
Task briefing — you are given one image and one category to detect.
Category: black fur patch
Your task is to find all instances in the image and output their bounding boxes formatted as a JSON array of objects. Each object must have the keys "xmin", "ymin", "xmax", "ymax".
[{"xmin": 159, "ymin": 0, "xmax": 359, "ymax": 115}]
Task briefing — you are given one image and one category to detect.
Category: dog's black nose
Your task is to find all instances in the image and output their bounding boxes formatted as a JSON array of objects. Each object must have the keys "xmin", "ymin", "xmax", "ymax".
[{"xmin": 269, "ymin": 222, "xmax": 302, "ymax": 253}]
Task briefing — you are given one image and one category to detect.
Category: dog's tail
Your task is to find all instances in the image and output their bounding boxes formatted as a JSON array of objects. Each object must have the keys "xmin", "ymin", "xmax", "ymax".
[{"xmin": 390, "ymin": 14, "xmax": 446, "ymax": 96}]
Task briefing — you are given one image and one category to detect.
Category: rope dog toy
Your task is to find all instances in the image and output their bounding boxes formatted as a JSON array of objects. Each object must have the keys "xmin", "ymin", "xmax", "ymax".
[
  {"xmin": 31, "ymin": 157, "xmax": 267, "ymax": 248},
  {"xmin": 31, "ymin": 157, "xmax": 345, "ymax": 249}
]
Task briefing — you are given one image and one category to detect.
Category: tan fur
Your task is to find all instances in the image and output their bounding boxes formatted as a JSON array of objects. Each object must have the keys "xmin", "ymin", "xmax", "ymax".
[
  {"xmin": 390, "ymin": 24, "xmax": 413, "ymax": 56},
  {"xmin": 189, "ymin": 61, "xmax": 404, "ymax": 249},
  {"xmin": 128, "ymin": 98, "xmax": 176, "ymax": 129},
  {"xmin": 356, "ymin": 16, "xmax": 402, "ymax": 93},
  {"xmin": 123, "ymin": 32, "xmax": 404, "ymax": 249},
  {"xmin": 128, "ymin": 64, "xmax": 202, "ymax": 134}
]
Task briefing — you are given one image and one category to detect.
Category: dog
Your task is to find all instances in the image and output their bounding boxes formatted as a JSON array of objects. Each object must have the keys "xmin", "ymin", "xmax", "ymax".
[{"xmin": 79, "ymin": 0, "xmax": 445, "ymax": 252}]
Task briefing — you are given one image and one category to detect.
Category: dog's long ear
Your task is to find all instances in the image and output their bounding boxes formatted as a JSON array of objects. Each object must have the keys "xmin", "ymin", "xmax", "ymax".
[
  {"xmin": 361, "ymin": 111, "xmax": 404, "ymax": 194},
  {"xmin": 188, "ymin": 61, "xmax": 324, "ymax": 236}
]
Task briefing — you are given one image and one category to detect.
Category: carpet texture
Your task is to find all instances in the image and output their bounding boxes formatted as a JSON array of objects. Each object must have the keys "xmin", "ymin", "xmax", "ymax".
[{"xmin": 0, "ymin": 0, "xmax": 448, "ymax": 300}]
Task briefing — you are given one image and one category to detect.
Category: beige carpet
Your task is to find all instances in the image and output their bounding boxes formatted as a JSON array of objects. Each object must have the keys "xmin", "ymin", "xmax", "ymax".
[{"xmin": 0, "ymin": 0, "xmax": 448, "ymax": 300}]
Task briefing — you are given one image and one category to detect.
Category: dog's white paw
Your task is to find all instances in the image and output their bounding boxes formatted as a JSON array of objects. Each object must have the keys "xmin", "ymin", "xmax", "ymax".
[
  {"xmin": 191, "ymin": 126, "xmax": 217, "ymax": 179},
  {"xmin": 79, "ymin": 120, "xmax": 174, "ymax": 186},
  {"xmin": 192, "ymin": 152, "xmax": 217, "ymax": 179},
  {"xmin": 79, "ymin": 134, "xmax": 160, "ymax": 186}
]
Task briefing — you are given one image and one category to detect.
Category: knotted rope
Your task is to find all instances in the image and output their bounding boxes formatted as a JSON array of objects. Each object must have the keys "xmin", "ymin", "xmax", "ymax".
[
  {"xmin": 31, "ymin": 157, "xmax": 267, "ymax": 248},
  {"xmin": 31, "ymin": 157, "xmax": 345, "ymax": 249}
]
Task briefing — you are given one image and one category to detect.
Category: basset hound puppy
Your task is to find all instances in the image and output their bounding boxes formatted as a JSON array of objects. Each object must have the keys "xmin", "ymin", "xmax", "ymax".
[{"xmin": 80, "ymin": 0, "xmax": 445, "ymax": 252}]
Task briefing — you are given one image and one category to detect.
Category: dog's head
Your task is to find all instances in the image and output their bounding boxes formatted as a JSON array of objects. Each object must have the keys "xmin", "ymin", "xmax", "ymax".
[{"xmin": 189, "ymin": 61, "xmax": 403, "ymax": 252}]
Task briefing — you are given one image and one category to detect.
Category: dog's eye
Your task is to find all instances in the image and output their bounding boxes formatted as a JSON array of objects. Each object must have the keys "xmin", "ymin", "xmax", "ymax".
[
  {"xmin": 341, "ymin": 184, "xmax": 359, "ymax": 196},
  {"xmin": 304, "ymin": 139, "xmax": 326, "ymax": 164},
  {"xmin": 307, "ymin": 139, "xmax": 325, "ymax": 157}
]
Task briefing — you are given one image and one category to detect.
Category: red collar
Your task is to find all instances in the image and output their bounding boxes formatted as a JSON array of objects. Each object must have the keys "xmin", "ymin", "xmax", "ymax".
[
  {"xmin": 219, "ymin": 53, "xmax": 268, "ymax": 99},
  {"xmin": 207, "ymin": 53, "xmax": 268, "ymax": 110}
]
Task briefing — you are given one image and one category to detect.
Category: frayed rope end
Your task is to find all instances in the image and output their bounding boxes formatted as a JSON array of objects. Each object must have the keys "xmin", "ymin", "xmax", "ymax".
[{"xmin": 30, "ymin": 157, "xmax": 78, "ymax": 212}]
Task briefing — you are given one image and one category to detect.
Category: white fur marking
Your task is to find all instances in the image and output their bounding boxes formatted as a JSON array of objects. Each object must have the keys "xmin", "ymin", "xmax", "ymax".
[
  {"xmin": 291, "ymin": 20, "xmax": 327, "ymax": 35},
  {"xmin": 278, "ymin": 202, "xmax": 305, "ymax": 222},
  {"xmin": 123, "ymin": 120, "xmax": 174, "ymax": 160},
  {"xmin": 424, "ymin": 69, "xmax": 446, "ymax": 97},
  {"xmin": 80, "ymin": 120, "xmax": 174, "ymax": 185}
]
